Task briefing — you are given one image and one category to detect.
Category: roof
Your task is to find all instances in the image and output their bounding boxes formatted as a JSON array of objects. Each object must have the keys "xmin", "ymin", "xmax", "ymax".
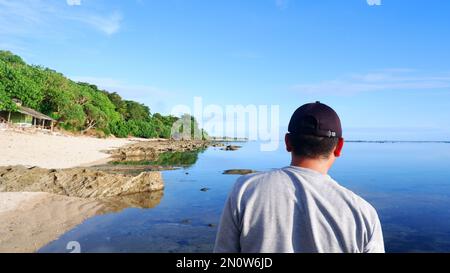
[{"xmin": 17, "ymin": 106, "xmax": 55, "ymax": 121}]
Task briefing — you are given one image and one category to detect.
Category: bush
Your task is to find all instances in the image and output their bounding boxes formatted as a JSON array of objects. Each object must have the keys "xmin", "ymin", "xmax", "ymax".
[
  {"xmin": 110, "ymin": 120, "xmax": 129, "ymax": 138},
  {"xmin": 126, "ymin": 119, "xmax": 156, "ymax": 139}
]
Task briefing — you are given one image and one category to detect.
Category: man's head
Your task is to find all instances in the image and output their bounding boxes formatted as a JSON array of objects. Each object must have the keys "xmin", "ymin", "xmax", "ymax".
[{"xmin": 286, "ymin": 102, "xmax": 344, "ymax": 168}]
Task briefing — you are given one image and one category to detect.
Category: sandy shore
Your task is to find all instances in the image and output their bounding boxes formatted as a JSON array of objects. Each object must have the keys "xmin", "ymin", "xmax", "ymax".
[
  {"xmin": 0, "ymin": 130, "xmax": 136, "ymax": 252},
  {"xmin": 0, "ymin": 131, "xmax": 210, "ymax": 252},
  {"xmin": 0, "ymin": 130, "xmax": 132, "ymax": 169},
  {"xmin": 0, "ymin": 192, "xmax": 104, "ymax": 253}
]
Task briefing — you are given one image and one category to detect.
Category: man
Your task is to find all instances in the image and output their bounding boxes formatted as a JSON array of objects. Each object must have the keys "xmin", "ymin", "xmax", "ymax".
[{"xmin": 214, "ymin": 102, "xmax": 384, "ymax": 253}]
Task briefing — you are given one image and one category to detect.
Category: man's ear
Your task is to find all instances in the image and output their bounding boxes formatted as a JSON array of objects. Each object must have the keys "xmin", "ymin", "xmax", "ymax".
[
  {"xmin": 334, "ymin": 138, "xmax": 344, "ymax": 157},
  {"xmin": 285, "ymin": 133, "xmax": 293, "ymax": 152}
]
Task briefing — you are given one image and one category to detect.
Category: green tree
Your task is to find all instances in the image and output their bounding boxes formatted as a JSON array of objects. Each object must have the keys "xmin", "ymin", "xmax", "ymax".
[
  {"xmin": 0, "ymin": 80, "xmax": 8, "ymax": 110},
  {"xmin": 109, "ymin": 120, "xmax": 129, "ymax": 138},
  {"xmin": 0, "ymin": 60, "xmax": 14, "ymax": 111},
  {"xmin": 124, "ymin": 100, "xmax": 151, "ymax": 121},
  {"xmin": 0, "ymin": 51, "xmax": 25, "ymax": 65},
  {"xmin": 105, "ymin": 92, "xmax": 127, "ymax": 117}
]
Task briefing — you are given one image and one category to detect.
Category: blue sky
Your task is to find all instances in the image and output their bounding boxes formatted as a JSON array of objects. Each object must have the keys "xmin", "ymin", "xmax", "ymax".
[{"xmin": 1, "ymin": 0, "xmax": 450, "ymax": 140}]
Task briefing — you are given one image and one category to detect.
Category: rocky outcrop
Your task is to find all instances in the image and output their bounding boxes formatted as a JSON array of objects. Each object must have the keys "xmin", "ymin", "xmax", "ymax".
[
  {"xmin": 223, "ymin": 169, "xmax": 257, "ymax": 175},
  {"xmin": 0, "ymin": 166, "xmax": 164, "ymax": 199},
  {"xmin": 110, "ymin": 140, "xmax": 210, "ymax": 161}
]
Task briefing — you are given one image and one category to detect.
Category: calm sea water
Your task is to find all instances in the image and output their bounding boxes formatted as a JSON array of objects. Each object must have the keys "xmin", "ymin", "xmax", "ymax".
[{"xmin": 39, "ymin": 141, "xmax": 450, "ymax": 253}]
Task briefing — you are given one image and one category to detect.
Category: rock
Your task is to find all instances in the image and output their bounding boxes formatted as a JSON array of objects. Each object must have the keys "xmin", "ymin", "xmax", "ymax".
[
  {"xmin": 221, "ymin": 145, "xmax": 242, "ymax": 151},
  {"xmin": 110, "ymin": 140, "xmax": 210, "ymax": 161},
  {"xmin": 211, "ymin": 142, "xmax": 225, "ymax": 148},
  {"xmin": 0, "ymin": 166, "xmax": 164, "ymax": 199},
  {"xmin": 223, "ymin": 169, "xmax": 257, "ymax": 175},
  {"xmin": 92, "ymin": 165, "xmax": 177, "ymax": 173}
]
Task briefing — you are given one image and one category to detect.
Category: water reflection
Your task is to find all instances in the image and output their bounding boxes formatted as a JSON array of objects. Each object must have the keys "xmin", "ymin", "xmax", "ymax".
[
  {"xmin": 96, "ymin": 150, "xmax": 206, "ymax": 173},
  {"xmin": 99, "ymin": 191, "xmax": 164, "ymax": 214}
]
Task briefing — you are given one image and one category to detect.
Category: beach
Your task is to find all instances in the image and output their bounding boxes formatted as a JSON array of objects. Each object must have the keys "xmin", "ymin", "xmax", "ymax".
[
  {"xmin": 0, "ymin": 192, "xmax": 105, "ymax": 253},
  {"xmin": 0, "ymin": 130, "xmax": 134, "ymax": 252},
  {"xmin": 0, "ymin": 130, "xmax": 212, "ymax": 253},
  {"xmin": 0, "ymin": 130, "xmax": 132, "ymax": 169}
]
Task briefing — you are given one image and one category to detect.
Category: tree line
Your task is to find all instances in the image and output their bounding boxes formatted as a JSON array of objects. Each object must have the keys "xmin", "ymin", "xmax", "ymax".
[{"xmin": 0, "ymin": 50, "xmax": 207, "ymax": 139}]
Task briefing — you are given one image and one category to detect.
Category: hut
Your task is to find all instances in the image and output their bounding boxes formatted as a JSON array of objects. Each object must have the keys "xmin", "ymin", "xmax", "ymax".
[{"xmin": 0, "ymin": 100, "xmax": 55, "ymax": 130}]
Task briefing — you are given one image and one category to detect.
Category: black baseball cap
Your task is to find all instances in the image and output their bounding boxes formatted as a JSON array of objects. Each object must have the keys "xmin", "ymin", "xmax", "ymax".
[{"xmin": 288, "ymin": 101, "xmax": 342, "ymax": 138}]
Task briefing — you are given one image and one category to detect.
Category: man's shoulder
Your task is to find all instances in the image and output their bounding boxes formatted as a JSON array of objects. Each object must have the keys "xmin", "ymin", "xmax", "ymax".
[
  {"xmin": 235, "ymin": 168, "xmax": 288, "ymax": 186},
  {"xmin": 229, "ymin": 169, "xmax": 289, "ymax": 195},
  {"xmin": 330, "ymin": 178, "xmax": 380, "ymax": 220}
]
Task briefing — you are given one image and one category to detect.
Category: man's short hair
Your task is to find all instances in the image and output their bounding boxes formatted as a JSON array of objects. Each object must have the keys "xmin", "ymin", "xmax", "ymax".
[{"xmin": 288, "ymin": 133, "xmax": 339, "ymax": 159}]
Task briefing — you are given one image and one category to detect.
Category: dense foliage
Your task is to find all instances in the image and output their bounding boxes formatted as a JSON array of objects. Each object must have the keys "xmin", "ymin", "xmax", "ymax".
[{"xmin": 0, "ymin": 51, "xmax": 207, "ymax": 139}]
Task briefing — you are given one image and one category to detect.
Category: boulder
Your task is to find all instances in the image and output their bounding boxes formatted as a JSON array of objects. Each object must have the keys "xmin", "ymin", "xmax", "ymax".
[{"xmin": 221, "ymin": 145, "xmax": 242, "ymax": 151}]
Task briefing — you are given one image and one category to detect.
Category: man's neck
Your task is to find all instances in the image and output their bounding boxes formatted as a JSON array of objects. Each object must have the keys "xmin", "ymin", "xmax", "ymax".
[{"xmin": 291, "ymin": 156, "xmax": 332, "ymax": 175}]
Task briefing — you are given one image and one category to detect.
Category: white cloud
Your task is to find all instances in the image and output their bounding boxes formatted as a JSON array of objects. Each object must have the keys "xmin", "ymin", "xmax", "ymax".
[
  {"xmin": 70, "ymin": 76, "xmax": 173, "ymax": 100},
  {"xmin": 71, "ymin": 11, "xmax": 122, "ymax": 36},
  {"xmin": 71, "ymin": 76, "xmax": 174, "ymax": 113},
  {"xmin": 67, "ymin": 0, "xmax": 81, "ymax": 6},
  {"xmin": 367, "ymin": 0, "xmax": 382, "ymax": 6},
  {"xmin": 0, "ymin": 0, "xmax": 122, "ymax": 37},
  {"xmin": 292, "ymin": 70, "xmax": 450, "ymax": 95}
]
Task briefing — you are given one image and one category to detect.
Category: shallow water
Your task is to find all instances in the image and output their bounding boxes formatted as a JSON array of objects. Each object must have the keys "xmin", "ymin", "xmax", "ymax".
[{"xmin": 39, "ymin": 141, "xmax": 450, "ymax": 253}]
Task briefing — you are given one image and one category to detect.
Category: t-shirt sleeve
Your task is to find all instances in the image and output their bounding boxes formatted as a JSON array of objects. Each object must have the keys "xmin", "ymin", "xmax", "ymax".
[
  {"xmin": 364, "ymin": 210, "xmax": 385, "ymax": 253},
  {"xmin": 213, "ymin": 183, "xmax": 242, "ymax": 253}
]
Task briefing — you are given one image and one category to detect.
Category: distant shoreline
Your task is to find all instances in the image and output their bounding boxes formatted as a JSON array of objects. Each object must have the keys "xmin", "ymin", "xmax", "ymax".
[
  {"xmin": 244, "ymin": 139, "xmax": 450, "ymax": 144},
  {"xmin": 346, "ymin": 140, "xmax": 450, "ymax": 144}
]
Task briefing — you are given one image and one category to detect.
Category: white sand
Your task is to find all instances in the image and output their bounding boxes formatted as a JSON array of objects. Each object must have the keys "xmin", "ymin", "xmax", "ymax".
[
  {"xmin": 0, "ymin": 130, "xmax": 132, "ymax": 169},
  {"xmin": 0, "ymin": 192, "xmax": 104, "ymax": 253},
  {"xmin": 0, "ymin": 130, "xmax": 146, "ymax": 252}
]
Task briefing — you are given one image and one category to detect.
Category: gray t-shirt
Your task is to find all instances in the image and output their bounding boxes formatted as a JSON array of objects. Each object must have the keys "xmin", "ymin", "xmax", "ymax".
[{"xmin": 214, "ymin": 166, "xmax": 385, "ymax": 253}]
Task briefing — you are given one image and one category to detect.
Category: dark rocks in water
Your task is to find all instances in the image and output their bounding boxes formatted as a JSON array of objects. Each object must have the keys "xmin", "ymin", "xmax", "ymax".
[
  {"xmin": 221, "ymin": 145, "xmax": 242, "ymax": 151},
  {"xmin": 223, "ymin": 169, "xmax": 257, "ymax": 175},
  {"xmin": 200, "ymin": 188, "xmax": 210, "ymax": 192},
  {"xmin": 0, "ymin": 166, "xmax": 164, "ymax": 199}
]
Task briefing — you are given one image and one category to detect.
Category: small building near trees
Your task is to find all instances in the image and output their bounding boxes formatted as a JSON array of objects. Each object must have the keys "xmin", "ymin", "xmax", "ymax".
[{"xmin": 0, "ymin": 100, "xmax": 55, "ymax": 130}]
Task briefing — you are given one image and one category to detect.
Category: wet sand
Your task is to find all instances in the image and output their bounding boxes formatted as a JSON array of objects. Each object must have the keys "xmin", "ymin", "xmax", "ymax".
[{"xmin": 0, "ymin": 192, "xmax": 104, "ymax": 253}]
